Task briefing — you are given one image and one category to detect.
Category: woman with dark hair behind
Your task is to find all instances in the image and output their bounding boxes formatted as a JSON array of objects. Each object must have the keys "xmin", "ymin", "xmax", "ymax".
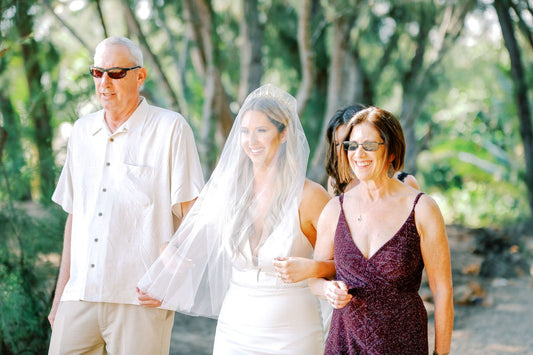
[
  {"xmin": 325, "ymin": 105, "xmax": 420, "ymax": 196},
  {"xmin": 326, "ymin": 105, "xmax": 365, "ymax": 195}
]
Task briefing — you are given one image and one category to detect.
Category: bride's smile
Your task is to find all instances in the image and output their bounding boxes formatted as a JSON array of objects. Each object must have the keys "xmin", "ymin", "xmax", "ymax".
[{"xmin": 240, "ymin": 110, "xmax": 286, "ymax": 167}]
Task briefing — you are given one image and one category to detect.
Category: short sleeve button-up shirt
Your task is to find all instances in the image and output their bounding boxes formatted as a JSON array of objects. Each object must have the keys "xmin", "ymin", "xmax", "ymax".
[{"xmin": 52, "ymin": 98, "xmax": 204, "ymax": 305}]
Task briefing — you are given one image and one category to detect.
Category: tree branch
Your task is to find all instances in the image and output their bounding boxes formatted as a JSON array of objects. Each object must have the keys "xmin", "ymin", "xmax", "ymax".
[
  {"xmin": 94, "ymin": 0, "xmax": 109, "ymax": 38},
  {"xmin": 122, "ymin": 1, "xmax": 182, "ymax": 111},
  {"xmin": 183, "ymin": 0, "xmax": 234, "ymax": 174},
  {"xmin": 509, "ymin": 0, "xmax": 533, "ymax": 51},
  {"xmin": 42, "ymin": 0, "xmax": 93, "ymax": 55},
  {"xmin": 154, "ymin": 3, "xmax": 189, "ymax": 117},
  {"xmin": 239, "ymin": 0, "xmax": 263, "ymax": 103}
]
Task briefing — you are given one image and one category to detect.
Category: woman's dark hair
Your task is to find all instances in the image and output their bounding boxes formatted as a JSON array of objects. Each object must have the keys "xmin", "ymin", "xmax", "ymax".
[{"xmin": 325, "ymin": 104, "xmax": 365, "ymax": 195}]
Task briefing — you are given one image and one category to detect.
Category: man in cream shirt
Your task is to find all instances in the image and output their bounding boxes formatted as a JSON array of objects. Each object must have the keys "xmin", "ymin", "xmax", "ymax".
[{"xmin": 48, "ymin": 36, "xmax": 204, "ymax": 355}]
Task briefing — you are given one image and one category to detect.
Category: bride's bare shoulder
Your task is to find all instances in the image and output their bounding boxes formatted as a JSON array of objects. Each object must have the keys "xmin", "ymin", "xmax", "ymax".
[{"xmin": 300, "ymin": 179, "xmax": 331, "ymax": 218}]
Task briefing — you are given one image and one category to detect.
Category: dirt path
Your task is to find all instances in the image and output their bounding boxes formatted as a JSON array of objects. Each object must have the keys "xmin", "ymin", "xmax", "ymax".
[
  {"xmin": 169, "ymin": 276, "xmax": 533, "ymax": 355},
  {"xmin": 170, "ymin": 314, "xmax": 216, "ymax": 355},
  {"xmin": 449, "ymin": 276, "xmax": 533, "ymax": 355}
]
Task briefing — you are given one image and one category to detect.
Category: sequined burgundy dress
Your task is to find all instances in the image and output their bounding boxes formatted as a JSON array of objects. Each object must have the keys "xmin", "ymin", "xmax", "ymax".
[{"xmin": 325, "ymin": 193, "xmax": 428, "ymax": 355}]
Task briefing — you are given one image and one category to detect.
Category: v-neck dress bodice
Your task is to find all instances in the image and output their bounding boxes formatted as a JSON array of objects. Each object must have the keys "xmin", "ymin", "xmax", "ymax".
[{"xmin": 325, "ymin": 192, "xmax": 428, "ymax": 355}]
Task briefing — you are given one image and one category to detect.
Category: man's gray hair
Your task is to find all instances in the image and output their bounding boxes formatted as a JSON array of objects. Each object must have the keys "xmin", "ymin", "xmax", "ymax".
[{"xmin": 94, "ymin": 36, "xmax": 143, "ymax": 66}]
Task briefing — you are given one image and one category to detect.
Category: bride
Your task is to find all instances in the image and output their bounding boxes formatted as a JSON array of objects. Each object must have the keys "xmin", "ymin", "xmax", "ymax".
[{"xmin": 137, "ymin": 84, "xmax": 333, "ymax": 354}]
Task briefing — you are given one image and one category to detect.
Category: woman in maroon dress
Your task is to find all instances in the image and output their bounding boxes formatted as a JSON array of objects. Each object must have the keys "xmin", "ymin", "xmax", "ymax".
[{"xmin": 311, "ymin": 107, "xmax": 453, "ymax": 355}]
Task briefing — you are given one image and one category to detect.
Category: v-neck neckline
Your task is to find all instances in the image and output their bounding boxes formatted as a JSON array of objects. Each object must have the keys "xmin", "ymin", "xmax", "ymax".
[{"xmin": 338, "ymin": 193, "xmax": 420, "ymax": 261}]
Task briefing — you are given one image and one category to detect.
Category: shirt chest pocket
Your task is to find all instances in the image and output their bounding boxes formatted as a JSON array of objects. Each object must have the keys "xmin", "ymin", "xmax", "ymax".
[{"xmin": 119, "ymin": 163, "xmax": 154, "ymax": 207}]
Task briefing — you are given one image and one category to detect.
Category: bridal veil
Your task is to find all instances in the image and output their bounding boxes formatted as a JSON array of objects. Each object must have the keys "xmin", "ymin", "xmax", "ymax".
[{"xmin": 137, "ymin": 84, "xmax": 310, "ymax": 318}]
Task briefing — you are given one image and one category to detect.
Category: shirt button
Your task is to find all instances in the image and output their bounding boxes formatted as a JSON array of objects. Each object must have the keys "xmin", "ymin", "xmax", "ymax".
[
  {"xmin": 106, "ymin": 162, "xmax": 110, "ymax": 166},
  {"xmin": 109, "ymin": 138, "xmax": 114, "ymax": 142},
  {"xmin": 102, "ymin": 188, "xmax": 107, "ymax": 192},
  {"xmin": 98, "ymin": 212, "xmax": 103, "ymax": 216},
  {"xmin": 90, "ymin": 264, "xmax": 95, "ymax": 268},
  {"xmin": 94, "ymin": 238, "xmax": 99, "ymax": 242}
]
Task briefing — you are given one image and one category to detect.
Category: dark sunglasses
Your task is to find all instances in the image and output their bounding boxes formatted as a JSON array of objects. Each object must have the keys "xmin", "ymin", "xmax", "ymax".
[
  {"xmin": 343, "ymin": 141, "xmax": 385, "ymax": 152},
  {"xmin": 89, "ymin": 66, "xmax": 141, "ymax": 79}
]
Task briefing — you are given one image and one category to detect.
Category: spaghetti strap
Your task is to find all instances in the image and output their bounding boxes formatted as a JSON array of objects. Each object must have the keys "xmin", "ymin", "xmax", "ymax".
[
  {"xmin": 338, "ymin": 194, "xmax": 347, "ymax": 218},
  {"xmin": 413, "ymin": 192, "xmax": 424, "ymax": 208}
]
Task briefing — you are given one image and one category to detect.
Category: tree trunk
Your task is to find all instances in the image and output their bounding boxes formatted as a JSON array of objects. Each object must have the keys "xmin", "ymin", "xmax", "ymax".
[
  {"xmin": 308, "ymin": 14, "xmax": 354, "ymax": 183},
  {"xmin": 295, "ymin": 0, "xmax": 314, "ymax": 116},
  {"xmin": 239, "ymin": 0, "xmax": 263, "ymax": 104},
  {"xmin": 122, "ymin": 1, "xmax": 182, "ymax": 111},
  {"xmin": 400, "ymin": 7, "xmax": 430, "ymax": 174},
  {"xmin": 183, "ymin": 0, "xmax": 234, "ymax": 175},
  {"xmin": 507, "ymin": 1, "xmax": 533, "ymax": 51},
  {"xmin": 183, "ymin": 0, "xmax": 215, "ymax": 175},
  {"xmin": 400, "ymin": 2, "xmax": 472, "ymax": 174},
  {"xmin": 401, "ymin": 92, "xmax": 426, "ymax": 173},
  {"xmin": 0, "ymin": 94, "xmax": 31, "ymax": 200},
  {"xmin": 154, "ymin": 3, "xmax": 190, "ymax": 117},
  {"xmin": 345, "ymin": 47, "xmax": 366, "ymax": 105},
  {"xmin": 494, "ymin": 0, "xmax": 533, "ymax": 217},
  {"xmin": 16, "ymin": 1, "xmax": 55, "ymax": 201}
]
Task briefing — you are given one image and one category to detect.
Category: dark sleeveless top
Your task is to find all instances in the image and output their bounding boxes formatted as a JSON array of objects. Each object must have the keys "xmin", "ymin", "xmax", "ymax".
[
  {"xmin": 396, "ymin": 171, "xmax": 409, "ymax": 182},
  {"xmin": 325, "ymin": 192, "xmax": 428, "ymax": 355}
]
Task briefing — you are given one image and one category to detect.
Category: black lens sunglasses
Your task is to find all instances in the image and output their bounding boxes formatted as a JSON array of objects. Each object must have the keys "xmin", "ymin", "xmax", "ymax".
[{"xmin": 343, "ymin": 141, "xmax": 385, "ymax": 152}]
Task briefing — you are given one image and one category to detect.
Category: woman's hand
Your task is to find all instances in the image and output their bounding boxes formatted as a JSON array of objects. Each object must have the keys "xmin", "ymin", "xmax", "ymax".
[
  {"xmin": 136, "ymin": 287, "xmax": 162, "ymax": 308},
  {"xmin": 160, "ymin": 241, "xmax": 169, "ymax": 255},
  {"xmin": 325, "ymin": 280, "xmax": 352, "ymax": 309},
  {"xmin": 274, "ymin": 257, "xmax": 313, "ymax": 283}
]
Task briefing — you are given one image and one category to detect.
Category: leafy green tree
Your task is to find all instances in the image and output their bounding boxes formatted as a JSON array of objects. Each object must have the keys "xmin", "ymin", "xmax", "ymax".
[
  {"xmin": 0, "ymin": 203, "xmax": 65, "ymax": 354},
  {"xmin": 15, "ymin": 0, "xmax": 57, "ymax": 201},
  {"xmin": 0, "ymin": 90, "xmax": 31, "ymax": 201}
]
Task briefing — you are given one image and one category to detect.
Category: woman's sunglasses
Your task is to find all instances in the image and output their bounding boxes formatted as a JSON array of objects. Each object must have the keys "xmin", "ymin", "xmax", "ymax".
[
  {"xmin": 89, "ymin": 66, "xmax": 141, "ymax": 79},
  {"xmin": 343, "ymin": 141, "xmax": 385, "ymax": 152}
]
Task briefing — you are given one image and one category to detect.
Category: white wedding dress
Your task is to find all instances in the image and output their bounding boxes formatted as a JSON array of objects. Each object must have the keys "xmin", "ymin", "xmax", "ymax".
[
  {"xmin": 137, "ymin": 85, "xmax": 327, "ymax": 354},
  {"xmin": 213, "ymin": 230, "xmax": 325, "ymax": 355}
]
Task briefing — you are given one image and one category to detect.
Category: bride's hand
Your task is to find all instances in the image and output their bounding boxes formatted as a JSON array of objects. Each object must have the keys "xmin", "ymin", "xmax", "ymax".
[
  {"xmin": 325, "ymin": 280, "xmax": 352, "ymax": 309},
  {"xmin": 273, "ymin": 256, "xmax": 313, "ymax": 283}
]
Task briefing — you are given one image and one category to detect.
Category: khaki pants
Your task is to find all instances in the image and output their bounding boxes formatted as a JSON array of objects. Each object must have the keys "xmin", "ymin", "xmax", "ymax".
[{"xmin": 48, "ymin": 301, "xmax": 174, "ymax": 355}]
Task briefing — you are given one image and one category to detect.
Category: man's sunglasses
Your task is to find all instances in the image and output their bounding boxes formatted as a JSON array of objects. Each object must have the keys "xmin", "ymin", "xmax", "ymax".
[
  {"xmin": 343, "ymin": 141, "xmax": 385, "ymax": 152},
  {"xmin": 89, "ymin": 66, "xmax": 141, "ymax": 79}
]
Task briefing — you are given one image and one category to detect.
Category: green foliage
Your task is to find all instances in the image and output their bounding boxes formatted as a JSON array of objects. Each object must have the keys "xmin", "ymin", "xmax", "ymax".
[
  {"xmin": 0, "ymin": 0, "xmax": 531, "ymax": 222},
  {"xmin": 0, "ymin": 204, "xmax": 65, "ymax": 354},
  {"xmin": 417, "ymin": 39, "xmax": 530, "ymax": 226}
]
